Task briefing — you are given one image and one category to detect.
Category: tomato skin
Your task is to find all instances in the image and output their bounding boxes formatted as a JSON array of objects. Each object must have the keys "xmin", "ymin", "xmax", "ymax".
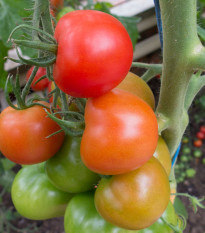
[
  {"xmin": 196, "ymin": 131, "xmax": 205, "ymax": 140},
  {"xmin": 138, "ymin": 202, "xmax": 178, "ymax": 233},
  {"xmin": 12, "ymin": 163, "xmax": 73, "ymax": 220},
  {"xmin": 116, "ymin": 72, "xmax": 155, "ymax": 109},
  {"xmin": 153, "ymin": 136, "xmax": 171, "ymax": 175},
  {"xmin": 64, "ymin": 192, "xmax": 131, "ymax": 233},
  {"xmin": 0, "ymin": 102, "xmax": 64, "ymax": 164},
  {"xmin": 200, "ymin": 125, "xmax": 205, "ymax": 134},
  {"xmin": 26, "ymin": 67, "xmax": 49, "ymax": 91},
  {"xmin": 50, "ymin": 0, "xmax": 63, "ymax": 10},
  {"xmin": 45, "ymin": 136, "xmax": 100, "ymax": 193},
  {"xmin": 65, "ymin": 193, "xmax": 178, "ymax": 233},
  {"xmin": 54, "ymin": 10, "xmax": 133, "ymax": 98},
  {"xmin": 193, "ymin": 139, "xmax": 202, "ymax": 147},
  {"xmin": 81, "ymin": 89, "xmax": 158, "ymax": 175},
  {"xmin": 94, "ymin": 157, "xmax": 170, "ymax": 230}
]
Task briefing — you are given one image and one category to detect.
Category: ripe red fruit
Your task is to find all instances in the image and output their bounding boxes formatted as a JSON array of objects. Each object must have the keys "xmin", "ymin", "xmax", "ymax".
[
  {"xmin": 200, "ymin": 126, "xmax": 205, "ymax": 134},
  {"xmin": 193, "ymin": 139, "xmax": 202, "ymax": 148},
  {"xmin": 196, "ymin": 132, "xmax": 205, "ymax": 140}
]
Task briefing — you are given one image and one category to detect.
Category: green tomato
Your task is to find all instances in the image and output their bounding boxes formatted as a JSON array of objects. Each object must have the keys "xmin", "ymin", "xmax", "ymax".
[
  {"xmin": 45, "ymin": 136, "xmax": 100, "ymax": 193},
  {"xmin": 56, "ymin": 6, "xmax": 75, "ymax": 21},
  {"xmin": 11, "ymin": 163, "xmax": 73, "ymax": 220},
  {"xmin": 64, "ymin": 192, "xmax": 180, "ymax": 233},
  {"xmin": 64, "ymin": 192, "xmax": 132, "ymax": 233}
]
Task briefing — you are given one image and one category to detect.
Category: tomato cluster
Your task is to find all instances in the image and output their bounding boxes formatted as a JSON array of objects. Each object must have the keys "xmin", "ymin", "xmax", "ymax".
[
  {"xmin": 193, "ymin": 125, "xmax": 205, "ymax": 147},
  {"xmin": 0, "ymin": 9, "xmax": 179, "ymax": 233}
]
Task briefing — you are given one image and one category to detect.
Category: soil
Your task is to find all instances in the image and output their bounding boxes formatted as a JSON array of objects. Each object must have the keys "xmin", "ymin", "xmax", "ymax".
[{"xmin": 0, "ymin": 50, "xmax": 205, "ymax": 233}]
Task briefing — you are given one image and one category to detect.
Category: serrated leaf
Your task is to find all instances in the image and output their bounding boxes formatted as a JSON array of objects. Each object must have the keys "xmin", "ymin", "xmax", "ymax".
[{"xmin": 174, "ymin": 197, "xmax": 188, "ymax": 220}]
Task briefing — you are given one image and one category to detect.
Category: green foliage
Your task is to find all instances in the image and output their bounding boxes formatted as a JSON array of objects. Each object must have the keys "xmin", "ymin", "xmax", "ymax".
[{"xmin": 174, "ymin": 197, "xmax": 188, "ymax": 220}]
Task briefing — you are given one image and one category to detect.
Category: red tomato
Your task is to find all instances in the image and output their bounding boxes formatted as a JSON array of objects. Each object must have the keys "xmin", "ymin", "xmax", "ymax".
[
  {"xmin": 54, "ymin": 10, "xmax": 133, "ymax": 98},
  {"xmin": 193, "ymin": 139, "xmax": 202, "ymax": 147},
  {"xmin": 50, "ymin": 0, "xmax": 63, "ymax": 10},
  {"xmin": 80, "ymin": 89, "xmax": 158, "ymax": 175},
  {"xmin": 116, "ymin": 72, "xmax": 155, "ymax": 109},
  {"xmin": 0, "ymin": 102, "xmax": 64, "ymax": 164},
  {"xmin": 94, "ymin": 157, "xmax": 170, "ymax": 230},
  {"xmin": 196, "ymin": 131, "xmax": 205, "ymax": 140},
  {"xmin": 26, "ymin": 67, "xmax": 49, "ymax": 91},
  {"xmin": 200, "ymin": 125, "xmax": 205, "ymax": 134}
]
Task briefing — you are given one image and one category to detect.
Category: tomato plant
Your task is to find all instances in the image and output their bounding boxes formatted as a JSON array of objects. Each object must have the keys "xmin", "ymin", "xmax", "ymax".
[
  {"xmin": 45, "ymin": 136, "xmax": 100, "ymax": 193},
  {"xmin": 53, "ymin": 10, "xmax": 133, "ymax": 98},
  {"xmin": 50, "ymin": 0, "xmax": 63, "ymax": 10},
  {"xmin": 12, "ymin": 163, "xmax": 73, "ymax": 220},
  {"xmin": 81, "ymin": 89, "xmax": 158, "ymax": 175},
  {"xmin": 26, "ymin": 67, "xmax": 49, "ymax": 91},
  {"xmin": 0, "ymin": 102, "xmax": 64, "ymax": 164},
  {"xmin": 94, "ymin": 157, "xmax": 170, "ymax": 230}
]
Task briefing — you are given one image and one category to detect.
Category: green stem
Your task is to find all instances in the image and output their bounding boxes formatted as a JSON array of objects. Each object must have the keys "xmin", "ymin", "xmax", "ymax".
[
  {"xmin": 156, "ymin": 0, "xmax": 200, "ymax": 156},
  {"xmin": 185, "ymin": 73, "xmax": 205, "ymax": 110},
  {"xmin": 13, "ymin": 39, "xmax": 57, "ymax": 54},
  {"xmin": 22, "ymin": 66, "xmax": 38, "ymax": 102}
]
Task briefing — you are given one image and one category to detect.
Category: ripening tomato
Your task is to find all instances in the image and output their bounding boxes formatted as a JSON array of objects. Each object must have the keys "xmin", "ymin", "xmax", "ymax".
[
  {"xmin": 26, "ymin": 67, "xmax": 49, "ymax": 91},
  {"xmin": 153, "ymin": 136, "xmax": 171, "ymax": 175},
  {"xmin": 94, "ymin": 157, "xmax": 170, "ymax": 230},
  {"xmin": 0, "ymin": 102, "xmax": 64, "ymax": 164},
  {"xmin": 196, "ymin": 131, "xmax": 205, "ymax": 140},
  {"xmin": 116, "ymin": 72, "xmax": 155, "ymax": 109},
  {"xmin": 54, "ymin": 10, "xmax": 133, "ymax": 98},
  {"xmin": 200, "ymin": 125, "xmax": 205, "ymax": 134},
  {"xmin": 193, "ymin": 139, "xmax": 202, "ymax": 147},
  {"xmin": 50, "ymin": 0, "xmax": 63, "ymax": 10},
  {"xmin": 81, "ymin": 89, "xmax": 158, "ymax": 175}
]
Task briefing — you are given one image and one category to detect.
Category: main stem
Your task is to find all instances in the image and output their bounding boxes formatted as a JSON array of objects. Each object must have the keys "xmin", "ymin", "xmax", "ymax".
[{"xmin": 156, "ymin": 0, "xmax": 201, "ymax": 156}]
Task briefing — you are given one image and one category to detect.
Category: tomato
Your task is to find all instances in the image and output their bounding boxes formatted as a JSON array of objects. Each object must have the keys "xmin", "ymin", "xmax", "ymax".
[
  {"xmin": 54, "ymin": 10, "xmax": 133, "ymax": 98},
  {"xmin": 0, "ymin": 102, "xmax": 64, "ymax": 164},
  {"xmin": 65, "ymin": 193, "xmax": 179, "ymax": 233},
  {"xmin": 64, "ymin": 192, "xmax": 132, "ymax": 233},
  {"xmin": 153, "ymin": 136, "xmax": 171, "ymax": 175},
  {"xmin": 200, "ymin": 125, "xmax": 205, "ymax": 134},
  {"xmin": 11, "ymin": 163, "xmax": 73, "ymax": 220},
  {"xmin": 45, "ymin": 136, "xmax": 100, "ymax": 193},
  {"xmin": 26, "ymin": 67, "xmax": 49, "ymax": 91},
  {"xmin": 50, "ymin": 0, "xmax": 63, "ymax": 10},
  {"xmin": 193, "ymin": 139, "xmax": 202, "ymax": 147},
  {"xmin": 138, "ymin": 202, "xmax": 180, "ymax": 233},
  {"xmin": 94, "ymin": 157, "xmax": 170, "ymax": 230},
  {"xmin": 116, "ymin": 72, "xmax": 155, "ymax": 109},
  {"xmin": 81, "ymin": 89, "xmax": 158, "ymax": 175},
  {"xmin": 196, "ymin": 131, "xmax": 205, "ymax": 140}
]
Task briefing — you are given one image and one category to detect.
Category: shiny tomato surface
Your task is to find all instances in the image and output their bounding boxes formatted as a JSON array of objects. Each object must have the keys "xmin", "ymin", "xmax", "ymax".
[
  {"xmin": 81, "ymin": 89, "xmax": 158, "ymax": 175},
  {"xmin": 54, "ymin": 10, "xmax": 133, "ymax": 97},
  {"xmin": 95, "ymin": 157, "xmax": 170, "ymax": 230}
]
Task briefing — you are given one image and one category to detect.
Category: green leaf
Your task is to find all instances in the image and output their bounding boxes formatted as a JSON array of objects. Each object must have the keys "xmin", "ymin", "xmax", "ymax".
[
  {"xmin": 1, "ymin": 158, "xmax": 16, "ymax": 171},
  {"xmin": 0, "ymin": 40, "xmax": 10, "ymax": 90},
  {"xmin": 0, "ymin": 159, "xmax": 5, "ymax": 176},
  {"xmin": 174, "ymin": 197, "xmax": 188, "ymax": 220},
  {"xmin": 94, "ymin": 2, "xmax": 113, "ymax": 13},
  {"xmin": 0, "ymin": 170, "xmax": 16, "ymax": 192},
  {"xmin": 0, "ymin": 0, "xmax": 32, "ymax": 45}
]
